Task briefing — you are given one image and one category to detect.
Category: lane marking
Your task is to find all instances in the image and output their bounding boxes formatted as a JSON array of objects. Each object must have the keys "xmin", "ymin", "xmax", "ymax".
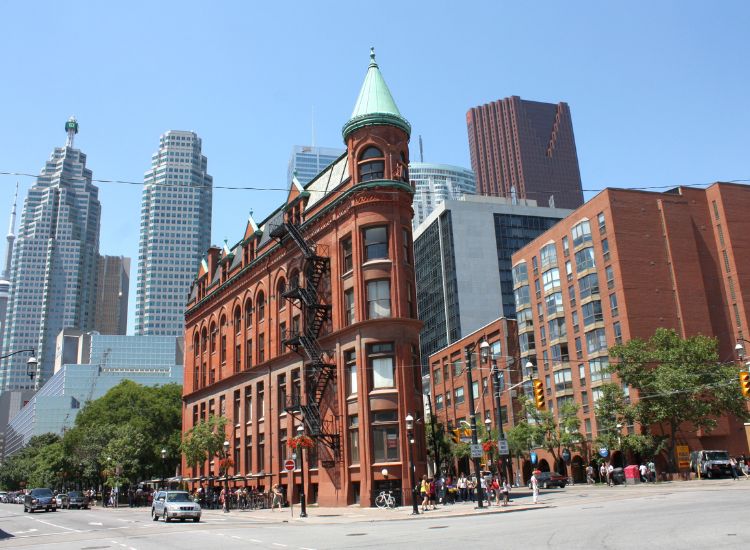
[
  {"xmin": 25, "ymin": 517, "xmax": 81, "ymax": 532},
  {"xmin": 272, "ymin": 544, "xmax": 287, "ymax": 548},
  {"xmin": 89, "ymin": 522, "xmax": 104, "ymax": 526},
  {"xmin": 250, "ymin": 539, "xmax": 263, "ymax": 543},
  {"xmin": 14, "ymin": 528, "xmax": 38, "ymax": 534}
]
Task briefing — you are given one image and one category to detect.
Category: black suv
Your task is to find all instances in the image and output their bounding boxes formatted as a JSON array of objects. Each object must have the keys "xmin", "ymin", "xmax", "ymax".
[{"xmin": 24, "ymin": 488, "xmax": 57, "ymax": 513}]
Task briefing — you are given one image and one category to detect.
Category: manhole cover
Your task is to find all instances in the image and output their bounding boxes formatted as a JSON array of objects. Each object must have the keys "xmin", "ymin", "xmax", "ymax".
[{"xmin": 347, "ymin": 533, "xmax": 367, "ymax": 536}]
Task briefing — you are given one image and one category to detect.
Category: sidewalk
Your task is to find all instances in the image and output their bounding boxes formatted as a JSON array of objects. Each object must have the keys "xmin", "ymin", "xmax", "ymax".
[{"xmin": 99, "ymin": 497, "xmax": 549, "ymax": 525}]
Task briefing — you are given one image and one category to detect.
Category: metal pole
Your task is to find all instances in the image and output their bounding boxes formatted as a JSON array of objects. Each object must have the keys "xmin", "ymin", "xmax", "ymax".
[
  {"xmin": 464, "ymin": 346, "xmax": 484, "ymax": 508},
  {"xmin": 297, "ymin": 429, "xmax": 307, "ymax": 517},
  {"xmin": 491, "ymin": 358, "xmax": 507, "ymax": 482},
  {"xmin": 407, "ymin": 424, "xmax": 419, "ymax": 515},
  {"xmin": 426, "ymin": 394, "xmax": 441, "ymax": 476}
]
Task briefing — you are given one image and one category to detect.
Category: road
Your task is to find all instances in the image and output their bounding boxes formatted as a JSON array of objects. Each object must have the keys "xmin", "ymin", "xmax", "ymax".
[{"xmin": 1, "ymin": 480, "xmax": 749, "ymax": 549}]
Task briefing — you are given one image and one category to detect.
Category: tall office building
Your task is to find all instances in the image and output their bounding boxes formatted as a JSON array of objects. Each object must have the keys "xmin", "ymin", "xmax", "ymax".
[
  {"xmin": 287, "ymin": 145, "xmax": 344, "ymax": 186},
  {"xmin": 93, "ymin": 255, "xmax": 130, "ymax": 335},
  {"xmin": 466, "ymin": 96, "xmax": 584, "ymax": 210},
  {"xmin": 0, "ymin": 184, "xmax": 19, "ymax": 357},
  {"xmin": 414, "ymin": 195, "xmax": 571, "ymax": 366},
  {"xmin": 410, "ymin": 163, "xmax": 476, "ymax": 229},
  {"xmin": 0, "ymin": 117, "xmax": 101, "ymax": 391},
  {"xmin": 134, "ymin": 131, "xmax": 213, "ymax": 337}
]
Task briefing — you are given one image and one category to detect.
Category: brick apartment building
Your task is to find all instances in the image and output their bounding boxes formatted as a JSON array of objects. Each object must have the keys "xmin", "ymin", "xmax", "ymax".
[
  {"xmin": 427, "ymin": 318, "xmax": 522, "ymax": 473},
  {"xmin": 508, "ymin": 183, "xmax": 750, "ymax": 476},
  {"xmin": 181, "ymin": 50, "xmax": 426, "ymax": 507}
]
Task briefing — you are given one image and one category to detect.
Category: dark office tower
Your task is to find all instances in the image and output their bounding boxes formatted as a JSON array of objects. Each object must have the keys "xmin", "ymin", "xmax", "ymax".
[{"xmin": 466, "ymin": 96, "xmax": 584, "ymax": 209}]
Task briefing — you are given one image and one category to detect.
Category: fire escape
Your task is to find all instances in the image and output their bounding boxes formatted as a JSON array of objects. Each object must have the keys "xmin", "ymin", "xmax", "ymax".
[{"xmin": 270, "ymin": 218, "xmax": 340, "ymax": 459}]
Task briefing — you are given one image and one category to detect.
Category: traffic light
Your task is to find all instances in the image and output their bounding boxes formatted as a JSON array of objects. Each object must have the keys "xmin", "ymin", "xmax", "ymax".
[
  {"xmin": 532, "ymin": 379, "xmax": 545, "ymax": 410},
  {"xmin": 451, "ymin": 429, "xmax": 461, "ymax": 444},
  {"xmin": 740, "ymin": 371, "xmax": 750, "ymax": 398}
]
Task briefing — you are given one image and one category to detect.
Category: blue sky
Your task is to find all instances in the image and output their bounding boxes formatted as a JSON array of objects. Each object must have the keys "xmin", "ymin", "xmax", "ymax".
[{"xmin": 0, "ymin": 1, "xmax": 748, "ymax": 333}]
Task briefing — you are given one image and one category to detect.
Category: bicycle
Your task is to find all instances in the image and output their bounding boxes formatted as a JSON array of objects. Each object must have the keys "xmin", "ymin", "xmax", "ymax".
[{"xmin": 374, "ymin": 490, "xmax": 396, "ymax": 509}]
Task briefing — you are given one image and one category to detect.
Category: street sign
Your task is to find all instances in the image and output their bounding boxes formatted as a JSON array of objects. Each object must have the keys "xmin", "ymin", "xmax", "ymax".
[
  {"xmin": 676, "ymin": 445, "xmax": 690, "ymax": 470},
  {"xmin": 562, "ymin": 449, "xmax": 571, "ymax": 463},
  {"xmin": 470, "ymin": 444, "xmax": 483, "ymax": 458},
  {"xmin": 497, "ymin": 439, "xmax": 509, "ymax": 456},
  {"xmin": 599, "ymin": 447, "xmax": 609, "ymax": 458},
  {"xmin": 284, "ymin": 459, "xmax": 296, "ymax": 471},
  {"xmin": 530, "ymin": 452, "xmax": 538, "ymax": 464}
]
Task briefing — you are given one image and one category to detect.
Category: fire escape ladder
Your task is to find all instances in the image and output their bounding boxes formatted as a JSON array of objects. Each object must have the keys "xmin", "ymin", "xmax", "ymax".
[{"xmin": 277, "ymin": 216, "xmax": 340, "ymax": 460}]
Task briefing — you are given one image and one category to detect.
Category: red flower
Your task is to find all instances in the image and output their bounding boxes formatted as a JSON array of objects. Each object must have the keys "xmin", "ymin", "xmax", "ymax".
[
  {"xmin": 288, "ymin": 435, "xmax": 315, "ymax": 450},
  {"xmin": 482, "ymin": 440, "xmax": 497, "ymax": 452}
]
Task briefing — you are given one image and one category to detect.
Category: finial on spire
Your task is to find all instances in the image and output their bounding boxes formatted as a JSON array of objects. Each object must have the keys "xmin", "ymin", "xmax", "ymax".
[
  {"xmin": 65, "ymin": 116, "xmax": 79, "ymax": 148},
  {"xmin": 369, "ymin": 47, "xmax": 377, "ymax": 66}
]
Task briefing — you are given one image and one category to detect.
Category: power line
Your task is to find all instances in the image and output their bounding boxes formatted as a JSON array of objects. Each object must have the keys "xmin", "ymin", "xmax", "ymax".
[{"xmin": 1, "ymin": 170, "xmax": 747, "ymax": 196}]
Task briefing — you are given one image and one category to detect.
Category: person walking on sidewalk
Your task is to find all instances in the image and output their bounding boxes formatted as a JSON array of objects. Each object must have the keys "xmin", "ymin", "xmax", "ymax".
[
  {"xmin": 586, "ymin": 465, "xmax": 594, "ymax": 485},
  {"xmin": 420, "ymin": 476, "xmax": 429, "ymax": 512},
  {"xmin": 530, "ymin": 471, "xmax": 539, "ymax": 504},
  {"xmin": 500, "ymin": 477, "xmax": 510, "ymax": 507},
  {"xmin": 599, "ymin": 463, "xmax": 606, "ymax": 484},
  {"xmin": 606, "ymin": 463, "xmax": 614, "ymax": 486},
  {"xmin": 730, "ymin": 457, "xmax": 739, "ymax": 480}
]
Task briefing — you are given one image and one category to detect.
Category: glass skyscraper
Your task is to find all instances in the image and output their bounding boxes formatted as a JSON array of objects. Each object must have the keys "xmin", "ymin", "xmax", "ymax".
[
  {"xmin": 135, "ymin": 131, "xmax": 212, "ymax": 337},
  {"xmin": 410, "ymin": 163, "xmax": 476, "ymax": 229},
  {"xmin": 286, "ymin": 145, "xmax": 344, "ymax": 186},
  {"xmin": 0, "ymin": 118, "xmax": 101, "ymax": 391}
]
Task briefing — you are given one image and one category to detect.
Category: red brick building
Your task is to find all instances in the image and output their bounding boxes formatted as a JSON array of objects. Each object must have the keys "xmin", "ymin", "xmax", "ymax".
[
  {"xmin": 509, "ymin": 183, "xmax": 750, "ymax": 476},
  {"xmin": 181, "ymin": 50, "xmax": 425, "ymax": 507},
  {"xmin": 427, "ymin": 318, "xmax": 521, "ymax": 473}
]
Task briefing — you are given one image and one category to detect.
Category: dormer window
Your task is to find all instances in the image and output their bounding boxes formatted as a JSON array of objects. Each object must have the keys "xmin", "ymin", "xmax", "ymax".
[{"xmin": 358, "ymin": 146, "xmax": 384, "ymax": 182}]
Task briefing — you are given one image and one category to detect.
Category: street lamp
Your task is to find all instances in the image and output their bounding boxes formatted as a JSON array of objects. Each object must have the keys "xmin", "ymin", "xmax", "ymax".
[
  {"xmin": 161, "ymin": 448, "xmax": 167, "ymax": 490},
  {"xmin": 296, "ymin": 425, "xmax": 307, "ymax": 518},
  {"xmin": 464, "ymin": 342, "xmax": 485, "ymax": 509},
  {"xmin": 0, "ymin": 349, "xmax": 37, "ymax": 381},
  {"xmin": 480, "ymin": 340, "xmax": 510, "ymax": 482},
  {"xmin": 222, "ymin": 440, "xmax": 230, "ymax": 513},
  {"xmin": 405, "ymin": 414, "xmax": 419, "ymax": 515},
  {"xmin": 735, "ymin": 338, "xmax": 750, "ymax": 359}
]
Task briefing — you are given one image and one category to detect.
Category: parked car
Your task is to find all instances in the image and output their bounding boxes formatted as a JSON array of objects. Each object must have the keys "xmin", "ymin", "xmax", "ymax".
[
  {"xmin": 531, "ymin": 471, "xmax": 567, "ymax": 489},
  {"xmin": 151, "ymin": 491, "xmax": 201, "ymax": 522},
  {"xmin": 0, "ymin": 491, "xmax": 8, "ymax": 503},
  {"xmin": 54, "ymin": 493, "xmax": 68, "ymax": 508},
  {"xmin": 66, "ymin": 491, "xmax": 89, "ymax": 509},
  {"xmin": 611, "ymin": 467, "xmax": 626, "ymax": 485},
  {"xmin": 690, "ymin": 450, "xmax": 732, "ymax": 478},
  {"xmin": 24, "ymin": 488, "xmax": 57, "ymax": 513}
]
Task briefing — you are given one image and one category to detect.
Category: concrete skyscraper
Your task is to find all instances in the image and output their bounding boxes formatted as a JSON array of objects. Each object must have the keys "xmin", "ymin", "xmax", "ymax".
[
  {"xmin": 0, "ymin": 117, "xmax": 101, "ymax": 391},
  {"xmin": 93, "ymin": 255, "xmax": 130, "ymax": 335},
  {"xmin": 134, "ymin": 130, "xmax": 212, "ymax": 337},
  {"xmin": 410, "ymin": 163, "xmax": 476, "ymax": 229},
  {"xmin": 466, "ymin": 96, "xmax": 584, "ymax": 210},
  {"xmin": 0, "ymin": 183, "xmax": 19, "ymax": 359},
  {"xmin": 287, "ymin": 145, "xmax": 344, "ymax": 186}
]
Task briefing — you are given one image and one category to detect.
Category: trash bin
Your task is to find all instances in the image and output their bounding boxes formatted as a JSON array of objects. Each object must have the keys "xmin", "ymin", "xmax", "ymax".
[{"xmin": 624, "ymin": 465, "xmax": 640, "ymax": 485}]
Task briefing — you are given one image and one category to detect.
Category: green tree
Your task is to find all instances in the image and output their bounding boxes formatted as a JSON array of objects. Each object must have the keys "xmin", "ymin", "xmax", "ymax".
[
  {"xmin": 520, "ymin": 395, "xmax": 583, "ymax": 467},
  {"xmin": 0, "ymin": 433, "xmax": 62, "ymax": 490},
  {"xmin": 425, "ymin": 421, "xmax": 452, "ymax": 474},
  {"xmin": 610, "ymin": 328, "xmax": 748, "ymax": 472},
  {"xmin": 181, "ymin": 415, "xmax": 228, "ymax": 472}
]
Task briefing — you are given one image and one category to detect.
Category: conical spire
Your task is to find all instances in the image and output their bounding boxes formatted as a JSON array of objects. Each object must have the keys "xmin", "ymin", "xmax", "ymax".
[
  {"xmin": 2, "ymin": 182, "xmax": 19, "ymax": 281},
  {"xmin": 342, "ymin": 48, "xmax": 411, "ymax": 140}
]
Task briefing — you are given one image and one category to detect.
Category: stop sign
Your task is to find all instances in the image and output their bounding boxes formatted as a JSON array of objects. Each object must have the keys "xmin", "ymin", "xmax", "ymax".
[{"xmin": 284, "ymin": 459, "xmax": 296, "ymax": 471}]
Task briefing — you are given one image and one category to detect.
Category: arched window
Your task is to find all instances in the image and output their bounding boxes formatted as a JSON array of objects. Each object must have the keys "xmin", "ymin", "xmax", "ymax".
[
  {"xmin": 400, "ymin": 152, "xmax": 409, "ymax": 182},
  {"xmin": 210, "ymin": 322, "xmax": 217, "ymax": 354},
  {"xmin": 277, "ymin": 278, "xmax": 286, "ymax": 311},
  {"xmin": 201, "ymin": 327, "xmax": 208, "ymax": 354},
  {"xmin": 193, "ymin": 333, "xmax": 200, "ymax": 358},
  {"xmin": 257, "ymin": 291, "xmax": 266, "ymax": 322},
  {"xmin": 234, "ymin": 306, "xmax": 242, "ymax": 334},
  {"xmin": 220, "ymin": 315, "xmax": 227, "ymax": 364},
  {"xmin": 244, "ymin": 298, "xmax": 253, "ymax": 329},
  {"xmin": 358, "ymin": 146, "xmax": 384, "ymax": 182}
]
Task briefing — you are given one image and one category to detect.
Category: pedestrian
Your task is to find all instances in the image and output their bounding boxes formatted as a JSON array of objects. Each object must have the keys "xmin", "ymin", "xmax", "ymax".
[
  {"xmin": 501, "ymin": 477, "xmax": 510, "ymax": 506},
  {"xmin": 639, "ymin": 463, "xmax": 648, "ymax": 483},
  {"xmin": 271, "ymin": 484, "xmax": 284, "ymax": 511},
  {"xmin": 729, "ymin": 457, "xmax": 739, "ymax": 480},
  {"xmin": 586, "ymin": 465, "xmax": 594, "ymax": 485},
  {"xmin": 428, "ymin": 478, "xmax": 437, "ymax": 510},
  {"xmin": 606, "ymin": 463, "xmax": 614, "ymax": 486},
  {"xmin": 648, "ymin": 460, "xmax": 656, "ymax": 482},
  {"xmin": 599, "ymin": 463, "xmax": 607, "ymax": 484},
  {"xmin": 457, "ymin": 474, "xmax": 467, "ymax": 502},
  {"xmin": 468, "ymin": 476, "xmax": 476, "ymax": 502},
  {"xmin": 531, "ymin": 470, "xmax": 539, "ymax": 504},
  {"xmin": 491, "ymin": 476, "xmax": 500, "ymax": 506},
  {"xmin": 420, "ymin": 475, "xmax": 429, "ymax": 512}
]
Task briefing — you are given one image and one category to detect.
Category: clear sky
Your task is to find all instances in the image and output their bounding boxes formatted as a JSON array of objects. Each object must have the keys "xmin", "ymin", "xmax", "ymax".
[{"xmin": 0, "ymin": 1, "xmax": 748, "ymax": 334}]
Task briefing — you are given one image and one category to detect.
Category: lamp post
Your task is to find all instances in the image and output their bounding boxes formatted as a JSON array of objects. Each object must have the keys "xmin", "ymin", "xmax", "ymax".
[
  {"xmin": 405, "ymin": 414, "xmax": 419, "ymax": 515},
  {"xmin": 222, "ymin": 440, "xmax": 230, "ymax": 513},
  {"xmin": 735, "ymin": 338, "xmax": 750, "ymax": 359},
  {"xmin": 616, "ymin": 423, "xmax": 623, "ymax": 467},
  {"xmin": 464, "ymin": 342, "xmax": 485, "ymax": 508},
  {"xmin": 161, "ymin": 448, "xmax": 167, "ymax": 490},
  {"xmin": 0, "ymin": 349, "xmax": 37, "ymax": 383},
  {"xmin": 480, "ymin": 341, "xmax": 508, "ymax": 482},
  {"xmin": 296, "ymin": 425, "xmax": 307, "ymax": 518}
]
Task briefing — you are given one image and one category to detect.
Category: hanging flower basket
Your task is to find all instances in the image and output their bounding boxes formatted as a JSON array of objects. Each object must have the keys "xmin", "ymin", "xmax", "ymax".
[
  {"xmin": 218, "ymin": 457, "xmax": 234, "ymax": 472},
  {"xmin": 288, "ymin": 435, "xmax": 315, "ymax": 450},
  {"xmin": 482, "ymin": 440, "xmax": 497, "ymax": 453}
]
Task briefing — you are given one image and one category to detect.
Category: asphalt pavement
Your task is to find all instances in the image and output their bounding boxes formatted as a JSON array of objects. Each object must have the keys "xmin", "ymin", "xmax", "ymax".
[{"xmin": 1, "ymin": 479, "xmax": 749, "ymax": 549}]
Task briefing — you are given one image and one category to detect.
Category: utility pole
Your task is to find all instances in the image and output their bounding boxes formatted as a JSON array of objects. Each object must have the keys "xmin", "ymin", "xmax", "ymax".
[{"xmin": 464, "ymin": 344, "xmax": 484, "ymax": 508}]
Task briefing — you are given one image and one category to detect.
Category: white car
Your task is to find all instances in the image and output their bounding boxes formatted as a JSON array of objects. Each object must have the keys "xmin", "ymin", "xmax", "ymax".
[{"xmin": 151, "ymin": 491, "xmax": 201, "ymax": 522}]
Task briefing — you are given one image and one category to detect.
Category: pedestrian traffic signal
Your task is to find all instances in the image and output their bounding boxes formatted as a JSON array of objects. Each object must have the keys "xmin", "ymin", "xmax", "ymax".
[
  {"xmin": 532, "ymin": 379, "xmax": 545, "ymax": 410},
  {"xmin": 740, "ymin": 371, "xmax": 750, "ymax": 398}
]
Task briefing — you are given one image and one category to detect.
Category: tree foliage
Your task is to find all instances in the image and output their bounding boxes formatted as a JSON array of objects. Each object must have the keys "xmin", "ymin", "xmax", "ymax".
[
  {"xmin": 609, "ymin": 328, "xmax": 748, "ymax": 472},
  {"xmin": 180, "ymin": 415, "xmax": 228, "ymax": 470},
  {"xmin": 0, "ymin": 381, "xmax": 182, "ymax": 491}
]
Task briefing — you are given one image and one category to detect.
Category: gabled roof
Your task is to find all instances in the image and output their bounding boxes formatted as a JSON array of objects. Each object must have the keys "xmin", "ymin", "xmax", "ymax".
[{"xmin": 342, "ymin": 48, "xmax": 411, "ymax": 140}]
